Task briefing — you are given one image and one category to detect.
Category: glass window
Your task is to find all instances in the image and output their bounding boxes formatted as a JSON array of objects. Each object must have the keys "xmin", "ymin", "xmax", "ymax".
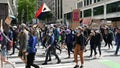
[
  {"xmin": 93, "ymin": 6, "xmax": 104, "ymax": 16},
  {"xmin": 61, "ymin": 0, "xmax": 62, "ymax": 19},
  {"xmin": 94, "ymin": 0, "xmax": 97, "ymax": 3},
  {"xmin": 84, "ymin": 9, "xmax": 91, "ymax": 17},
  {"xmin": 107, "ymin": 1, "xmax": 120, "ymax": 13},
  {"xmin": 80, "ymin": 11, "xmax": 82, "ymax": 18},
  {"xmin": 98, "ymin": 0, "xmax": 101, "ymax": 2},
  {"xmin": 87, "ymin": 0, "xmax": 89, "ymax": 5},
  {"xmin": 84, "ymin": 0, "xmax": 87, "ymax": 6},
  {"xmin": 64, "ymin": 12, "xmax": 72, "ymax": 20},
  {"xmin": 90, "ymin": 0, "xmax": 92, "ymax": 4},
  {"xmin": 77, "ymin": 2, "xmax": 83, "ymax": 8}
]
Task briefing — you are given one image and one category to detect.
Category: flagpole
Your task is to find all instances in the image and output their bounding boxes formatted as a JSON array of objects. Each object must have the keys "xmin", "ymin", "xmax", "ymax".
[{"xmin": 36, "ymin": 0, "xmax": 38, "ymax": 24}]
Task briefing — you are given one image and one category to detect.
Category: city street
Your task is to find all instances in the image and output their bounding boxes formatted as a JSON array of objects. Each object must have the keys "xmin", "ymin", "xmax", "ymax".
[
  {"xmin": 0, "ymin": 0, "xmax": 120, "ymax": 68},
  {"xmin": 2, "ymin": 41, "xmax": 120, "ymax": 68}
]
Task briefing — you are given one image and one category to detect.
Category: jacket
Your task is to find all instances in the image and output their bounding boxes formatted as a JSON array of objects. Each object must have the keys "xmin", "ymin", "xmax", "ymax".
[
  {"xmin": 75, "ymin": 34, "xmax": 86, "ymax": 46},
  {"xmin": 65, "ymin": 33, "xmax": 74, "ymax": 44},
  {"xmin": 27, "ymin": 35, "xmax": 37, "ymax": 53}
]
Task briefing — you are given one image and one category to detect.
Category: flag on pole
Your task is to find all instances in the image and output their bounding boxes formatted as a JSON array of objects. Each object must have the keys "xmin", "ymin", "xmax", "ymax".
[{"xmin": 35, "ymin": 3, "xmax": 51, "ymax": 19}]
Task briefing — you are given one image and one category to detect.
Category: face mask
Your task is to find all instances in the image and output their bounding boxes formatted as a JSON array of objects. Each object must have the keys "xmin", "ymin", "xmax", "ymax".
[
  {"xmin": 72, "ymin": 31, "xmax": 74, "ymax": 34},
  {"xmin": 49, "ymin": 33, "xmax": 52, "ymax": 36}
]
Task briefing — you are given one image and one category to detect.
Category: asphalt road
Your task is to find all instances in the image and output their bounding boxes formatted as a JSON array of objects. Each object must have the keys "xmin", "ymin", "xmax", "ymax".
[{"xmin": 1, "ymin": 41, "xmax": 120, "ymax": 68}]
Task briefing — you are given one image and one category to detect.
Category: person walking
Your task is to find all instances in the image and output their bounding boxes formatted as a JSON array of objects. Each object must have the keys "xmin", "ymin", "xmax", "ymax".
[
  {"xmin": 42, "ymin": 30, "xmax": 61, "ymax": 65},
  {"xmin": 10, "ymin": 26, "xmax": 20, "ymax": 55},
  {"xmin": 94, "ymin": 30, "xmax": 102, "ymax": 57},
  {"xmin": 104, "ymin": 28, "xmax": 113, "ymax": 49},
  {"xmin": 65, "ymin": 29, "xmax": 74, "ymax": 58},
  {"xmin": 18, "ymin": 24, "xmax": 28, "ymax": 63},
  {"xmin": 114, "ymin": 28, "xmax": 120, "ymax": 55},
  {"xmin": 25, "ymin": 28, "xmax": 39, "ymax": 68},
  {"xmin": 0, "ymin": 31, "xmax": 15, "ymax": 68},
  {"xmin": 74, "ymin": 27, "xmax": 86, "ymax": 68},
  {"xmin": 87, "ymin": 30, "xmax": 97, "ymax": 57}
]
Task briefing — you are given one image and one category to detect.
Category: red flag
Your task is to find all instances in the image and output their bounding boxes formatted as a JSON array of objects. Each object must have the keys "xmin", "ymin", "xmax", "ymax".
[{"xmin": 35, "ymin": 3, "xmax": 51, "ymax": 18}]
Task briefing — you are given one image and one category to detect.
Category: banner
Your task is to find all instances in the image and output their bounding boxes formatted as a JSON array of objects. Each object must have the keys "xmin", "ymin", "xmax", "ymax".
[{"xmin": 72, "ymin": 9, "xmax": 80, "ymax": 23}]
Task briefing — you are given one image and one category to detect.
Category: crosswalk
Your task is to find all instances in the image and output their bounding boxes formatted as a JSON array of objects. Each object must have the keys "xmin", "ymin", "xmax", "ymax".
[
  {"xmin": 4, "ymin": 48, "xmax": 76, "ymax": 68},
  {"xmin": 2, "ymin": 42, "xmax": 120, "ymax": 68}
]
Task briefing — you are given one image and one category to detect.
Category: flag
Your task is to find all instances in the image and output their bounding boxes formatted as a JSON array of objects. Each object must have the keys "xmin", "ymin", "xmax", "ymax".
[{"xmin": 35, "ymin": 3, "xmax": 51, "ymax": 19}]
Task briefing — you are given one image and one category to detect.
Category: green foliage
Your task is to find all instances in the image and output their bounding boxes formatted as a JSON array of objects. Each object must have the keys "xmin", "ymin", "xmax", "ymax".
[{"xmin": 18, "ymin": 0, "xmax": 37, "ymax": 23}]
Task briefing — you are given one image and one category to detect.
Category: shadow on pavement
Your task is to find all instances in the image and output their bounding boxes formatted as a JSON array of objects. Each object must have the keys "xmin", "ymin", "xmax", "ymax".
[{"xmin": 103, "ymin": 54, "xmax": 120, "ymax": 57}]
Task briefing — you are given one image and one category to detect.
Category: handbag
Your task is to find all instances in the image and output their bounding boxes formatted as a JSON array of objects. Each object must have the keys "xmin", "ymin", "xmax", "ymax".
[{"xmin": 7, "ymin": 41, "xmax": 13, "ymax": 50}]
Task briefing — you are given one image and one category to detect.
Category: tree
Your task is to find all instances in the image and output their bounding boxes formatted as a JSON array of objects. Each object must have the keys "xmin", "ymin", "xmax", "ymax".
[{"xmin": 18, "ymin": 0, "xmax": 37, "ymax": 24}]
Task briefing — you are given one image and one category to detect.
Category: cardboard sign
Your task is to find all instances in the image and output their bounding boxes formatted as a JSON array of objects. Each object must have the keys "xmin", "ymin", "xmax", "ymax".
[
  {"xmin": 5, "ymin": 16, "xmax": 12, "ymax": 25},
  {"xmin": 71, "ymin": 22, "xmax": 80, "ymax": 30}
]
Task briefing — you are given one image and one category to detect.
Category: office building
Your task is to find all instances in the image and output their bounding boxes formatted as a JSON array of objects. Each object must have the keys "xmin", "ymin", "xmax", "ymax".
[{"xmin": 64, "ymin": 0, "xmax": 120, "ymax": 26}]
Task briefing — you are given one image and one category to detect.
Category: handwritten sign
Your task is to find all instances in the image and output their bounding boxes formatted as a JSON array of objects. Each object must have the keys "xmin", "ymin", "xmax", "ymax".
[{"xmin": 5, "ymin": 16, "xmax": 12, "ymax": 25}]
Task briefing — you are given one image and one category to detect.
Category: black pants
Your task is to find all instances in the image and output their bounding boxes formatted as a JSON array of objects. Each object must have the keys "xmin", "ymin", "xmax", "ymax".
[
  {"xmin": 26, "ymin": 53, "xmax": 39, "ymax": 68},
  {"xmin": 108, "ymin": 41, "xmax": 113, "ymax": 48},
  {"xmin": 96, "ymin": 43, "xmax": 101, "ymax": 56},
  {"xmin": 90, "ymin": 44, "xmax": 97, "ymax": 56},
  {"xmin": 55, "ymin": 40, "xmax": 62, "ymax": 53},
  {"xmin": 66, "ymin": 43, "xmax": 74, "ymax": 57},
  {"xmin": 44, "ymin": 47, "xmax": 60, "ymax": 63},
  {"xmin": 11, "ymin": 42, "xmax": 20, "ymax": 54}
]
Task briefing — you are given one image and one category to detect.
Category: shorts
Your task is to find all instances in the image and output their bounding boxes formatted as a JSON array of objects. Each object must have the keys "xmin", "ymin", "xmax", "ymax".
[
  {"xmin": 1, "ymin": 48, "xmax": 7, "ymax": 57},
  {"xmin": 18, "ymin": 50, "xmax": 26, "ymax": 60},
  {"xmin": 18, "ymin": 50, "xmax": 24, "ymax": 57}
]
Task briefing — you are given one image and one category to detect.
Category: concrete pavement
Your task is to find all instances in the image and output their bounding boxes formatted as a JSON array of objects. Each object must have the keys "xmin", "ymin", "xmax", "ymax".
[{"xmin": 1, "ymin": 41, "xmax": 120, "ymax": 68}]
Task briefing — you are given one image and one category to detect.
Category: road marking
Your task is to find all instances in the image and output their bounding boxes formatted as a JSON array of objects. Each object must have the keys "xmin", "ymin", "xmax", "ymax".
[{"xmin": 100, "ymin": 60, "xmax": 120, "ymax": 68}]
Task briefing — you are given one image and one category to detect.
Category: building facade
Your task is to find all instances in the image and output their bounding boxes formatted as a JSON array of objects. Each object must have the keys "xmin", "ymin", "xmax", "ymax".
[
  {"xmin": 0, "ymin": 0, "xmax": 17, "ymax": 20},
  {"xmin": 77, "ymin": 0, "xmax": 120, "ymax": 21},
  {"xmin": 37, "ymin": 0, "xmax": 43, "ymax": 10},
  {"xmin": 64, "ymin": 0, "xmax": 120, "ymax": 27},
  {"xmin": 63, "ymin": 0, "xmax": 78, "ymax": 23}
]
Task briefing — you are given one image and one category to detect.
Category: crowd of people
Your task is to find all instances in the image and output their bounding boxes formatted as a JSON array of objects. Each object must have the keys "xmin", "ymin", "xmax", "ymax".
[{"xmin": 0, "ymin": 23, "xmax": 120, "ymax": 68}]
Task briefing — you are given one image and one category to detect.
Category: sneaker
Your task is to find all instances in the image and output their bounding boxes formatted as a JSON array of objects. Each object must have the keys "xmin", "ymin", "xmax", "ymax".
[
  {"xmin": 73, "ymin": 60, "xmax": 75, "ymax": 62},
  {"xmin": 74, "ymin": 65, "xmax": 79, "ymax": 68},
  {"xmin": 57, "ymin": 60, "xmax": 61, "ymax": 64},
  {"xmin": 10, "ymin": 53, "xmax": 14, "ymax": 55},
  {"xmin": 80, "ymin": 65, "xmax": 83, "ymax": 68},
  {"xmin": 42, "ymin": 62, "xmax": 47, "ymax": 65},
  {"xmin": 114, "ymin": 54, "xmax": 118, "ymax": 56},
  {"xmin": 12, "ymin": 62, "xmax": 16, "ymax": 68},
  {"xmin": 48, "ymin": 59, "xmax": 51, "ymax": 61}
]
